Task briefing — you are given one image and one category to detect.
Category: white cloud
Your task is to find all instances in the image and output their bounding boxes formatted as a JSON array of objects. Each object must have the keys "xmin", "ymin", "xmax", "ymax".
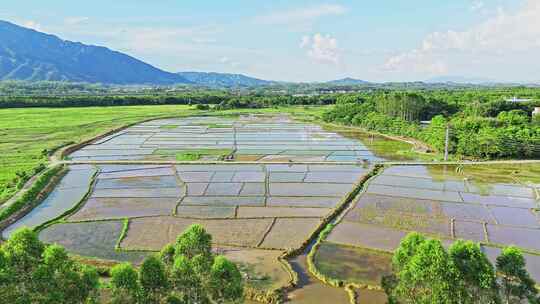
[
  {"xmin": 383, "ymin": 50, "xmax": 448, "ymax": 75},
  {"xmin": 64, "ymin": 16, "xmax": 89, "ymax": 26},
  {"xmin": 301, "ymin": 33, "xmax": 340, "ymax": 65},
  {"xmin": 254, "ymin": 4, "xmax": 346, "ymax": 26},
  {"xmin": 300, "ymin": 35, "xmax": 311, "ymax": 48},
  {"xmin": 470, "ymin": 1, "xmax": 484, "ymax": 11},
  {"xmin": 118, "ymin": 25, "xmax": 222, "ymax": 54},
  {"xmin": 382, "ymin": 0, "xmax": 540, "ymax": 78},
  {"xmin": 218, "ymin": 56, "xmax": 241, "ymax": 68},
  {"xmin": 22, "ymin": 20, "xmax": 42, "ymax": 31}
]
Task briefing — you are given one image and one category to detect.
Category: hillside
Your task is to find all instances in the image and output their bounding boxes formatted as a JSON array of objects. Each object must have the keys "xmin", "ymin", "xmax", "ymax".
[
  {"xmin": 0, "ymin": 20, "xmax": 190, "ymax": 84},
  {"xmin": 326, "ymin": 77, "xmax": 370, "ymax": 85},
  {"xmin": 177, "ymin": 71, "xmax": 273, "ymax": 87}
]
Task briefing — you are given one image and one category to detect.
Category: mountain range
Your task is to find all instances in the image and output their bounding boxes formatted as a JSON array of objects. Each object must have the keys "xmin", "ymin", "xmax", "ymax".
[
  {"xmin": 1, "ymin": 20, "xmax": 525, "ymax": 87},
  {"xmin": 325, "ymin": 77, "xmax": 370, "ymax": 85},
  {"xmin": 0, "ymin": 20, "xmax": 372, "ymax": 87},
  {"xmin": 177, "ymin": 72, "xmax": 273, "ymax": 87},
  {"xmin": 0, "ymin": 20, "xmax": 192, "ymax": 85}
]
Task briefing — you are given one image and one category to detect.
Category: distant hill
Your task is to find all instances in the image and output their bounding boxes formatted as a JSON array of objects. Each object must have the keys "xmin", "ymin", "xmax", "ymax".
[
  {"xmin": 177, "ymin": 71, "xmax": 273, "ymax": 87},
  {"xmin": 425, "ymin": 76, "xmax": 495, "ymax": 85},
  {"xmin": 0, "ymin": 20, "xmax": 190, "ymax": 84},
  {"xmin": 326, "ymin": 77, "xmax": 370, "ymax": 85}
]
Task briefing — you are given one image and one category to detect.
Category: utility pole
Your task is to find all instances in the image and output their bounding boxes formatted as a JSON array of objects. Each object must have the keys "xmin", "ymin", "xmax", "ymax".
[{"xmin": 444, "ymin": 124, "xmax": 450, "ymax": 161}]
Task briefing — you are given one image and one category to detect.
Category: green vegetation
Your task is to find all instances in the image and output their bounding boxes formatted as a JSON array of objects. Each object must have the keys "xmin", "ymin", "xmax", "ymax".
[
  {"xmin": 0, "ymin": 105, "xmax": 325, "ymax": 205},
  {"xmin": 323, "ymin": 91, "xmax": 540, "ymax": 159},
  {"xmin": 0, "ymin": 165, "xmax": 65, "ymax": 222},
  {"xmin": 383, "ymin": 232, "xmax": 539, "ymax": 304},
  {"xmin": 0, "ymin": 225, "xmax": 244, "ymax": 303},
  {"xmin": 0, "ymin": 228, "xmax": 100, "ymax": 302},
  {"xmin": 159, "ymin": 125, "xmax": 180, "ymax": 129},
  {"xmin": 192, "ymin": 123, "xmax": 232, "ymax": 128},
  {"xmin": 0, "ymin": 105, "xmax": 195, "ymax": 204},
  {"xmin": 154, "ymin": 149, "xmax": 233, "ymax": 161},
  {"xmin": 0, "ymin": 90, "xmax": 338, "ymax": 109},
  {"xmin": 110, "ymin": 224, "xmax": 243, "ymax": 303}
]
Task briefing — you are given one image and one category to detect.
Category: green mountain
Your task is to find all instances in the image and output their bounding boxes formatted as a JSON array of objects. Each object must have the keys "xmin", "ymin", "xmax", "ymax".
[
  {"xmin": 177, "ymin": 71, "xmax": 274, "ymax": 87},
  {"xmin": 326, "ymin": 77, "xmax": 370, "ymax": 85},
  {"xmin": 0, "ymin": 20, "xmax": 190, "ymax": 84}
]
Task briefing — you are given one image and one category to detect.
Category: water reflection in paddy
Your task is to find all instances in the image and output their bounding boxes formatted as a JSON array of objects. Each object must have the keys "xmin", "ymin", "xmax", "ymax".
[
  {"xmin": 68, "ymin": 115, "xmax": 420, "ymax": 163},
  {"xmin": 2, "ymin": 166, "xmax": 96, "ymax": 238},
  {"xmin": 322, "ymin": 163, "xmax": 540, "ymax": 298}
]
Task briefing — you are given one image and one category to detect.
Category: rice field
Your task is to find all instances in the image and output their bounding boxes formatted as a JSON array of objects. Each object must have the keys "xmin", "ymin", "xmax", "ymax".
[
  {"xmin": 325, "ymin": 163, "xmax": 540, "ymax": 284},
  {"xmin": 3, "ymin": 114, "xmax": 406, "ymax": 300},
  {"xmin": 8, "ymin": 113, "xmax": 540, "ymax": 303},
  {"xmin": 67, "ymin": 115, "xmax": 415, "ymax": 163}
]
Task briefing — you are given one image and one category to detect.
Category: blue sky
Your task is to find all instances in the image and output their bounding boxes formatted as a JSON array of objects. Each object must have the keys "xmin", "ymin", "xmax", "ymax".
[{"xmin": 1, "ymin": 0, "xmax": 538, "ymax": 82}]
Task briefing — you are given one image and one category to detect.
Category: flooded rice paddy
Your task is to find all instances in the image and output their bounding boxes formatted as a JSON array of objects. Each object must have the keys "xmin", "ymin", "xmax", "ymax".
[
  {"xmin": 68, "ymin": 115, "xmax": 416, "ymax": 163},
  {"xmin": 4, "ymin": 114, "xmax": 540, "ymax": 303},
  {"xmin": 326, "ymin": 163, "xmax": 540, "ymax": 284}
]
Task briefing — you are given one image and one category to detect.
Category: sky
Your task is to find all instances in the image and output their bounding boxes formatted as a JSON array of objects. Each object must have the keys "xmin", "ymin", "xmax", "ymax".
[{"xmin": 1, "ymin": 0, "xmax": 538, "ymax": 83}]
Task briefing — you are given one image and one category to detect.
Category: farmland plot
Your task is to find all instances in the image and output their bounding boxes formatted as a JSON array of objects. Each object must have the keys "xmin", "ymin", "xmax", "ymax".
[
  {"xmin": 1, "ymin": 114, "xmax": 421, "ymax": 300},
  {"xmin": 67, "ymin": 115, "xmax": 414, "ymax": 162},
  {"xmin": 324, "ymin": 164, "xmax": 540, "ymax": 285}
]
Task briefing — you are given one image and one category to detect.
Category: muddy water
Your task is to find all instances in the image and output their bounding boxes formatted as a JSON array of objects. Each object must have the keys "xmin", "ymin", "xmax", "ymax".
[
  {"xmin": 356, "ymin": 289, "xmax": 387, "ymax": 304},
  {"xmin": 286, "ymin": 254, "xmax": 350, "ymax": 304}
]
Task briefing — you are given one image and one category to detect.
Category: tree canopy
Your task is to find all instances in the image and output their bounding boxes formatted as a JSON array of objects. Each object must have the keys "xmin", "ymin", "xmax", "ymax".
[
  {"xmin": 0, "ymin": 228, "xmax": 100, "ymax": 303},
  {"xmin": 384, "ymin": 232, "xmax": 539, "ymax": 304},
  {"xmin": 110, "ymin": 224, "xmax": 244, "ymax": 304},
  {"xmin": 1, "ymin": 225, "xmax": 244, "ymax": 304}
]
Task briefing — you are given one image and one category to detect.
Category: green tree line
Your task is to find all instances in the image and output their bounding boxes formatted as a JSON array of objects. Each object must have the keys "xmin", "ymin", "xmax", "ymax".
[
  {"xmin": 0, "ymin": 225, "xmax": 244, "ymax": 304},
  {"xmin": 384, "ymin": 232, "xmax": 539, "ymax": 304},
  {"xmin": 322, "ymin": 92, "xmax": 540, "ymax": 159}
]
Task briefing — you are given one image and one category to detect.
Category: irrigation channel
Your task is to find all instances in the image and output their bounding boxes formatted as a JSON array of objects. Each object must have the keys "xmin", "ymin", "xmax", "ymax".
[{"xmin": 2, "ymin": 114, "xmax": 540, "ymax": 304}]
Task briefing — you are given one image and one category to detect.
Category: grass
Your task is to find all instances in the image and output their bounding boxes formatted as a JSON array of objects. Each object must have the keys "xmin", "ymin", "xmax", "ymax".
[
  {"xmin": 193, "ymin": 123, "xmax": 231, "ymax": 128},
  {"xmin": 0, "ymin": 165, "xmax": 66, "ymax": 222},
  {"xmin": 154, "ymin": 148, "xmax": 233, "ymax": 161},
  {"xmin": 159, "ymin": 125, "xmax": 180, "ymax": 129},
  {"xmin": 0, "ymin": 105, "xmax": 197, "ymax": 204},
  {"xmin": 0, "ymin": 105, "xmax": 330, "ymax": 205}
]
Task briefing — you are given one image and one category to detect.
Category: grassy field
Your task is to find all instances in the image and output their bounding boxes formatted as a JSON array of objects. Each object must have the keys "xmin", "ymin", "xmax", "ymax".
[{"xmin": 0, "ymin": 105, "xmax": 329, "ymax": 204}]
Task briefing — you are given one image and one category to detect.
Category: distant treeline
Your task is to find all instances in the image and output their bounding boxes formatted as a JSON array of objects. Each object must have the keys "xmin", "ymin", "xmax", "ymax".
[
  {"xmin": 3, "ymin": 85, "xmax": 540, "ymax": 159},
  {"xmin": 0, "ymin": 93, "xmax": 338, "ymax": 108},
  {"xmin": 323, "ymin": 91, "xmax": 540, "ymax": 159}
]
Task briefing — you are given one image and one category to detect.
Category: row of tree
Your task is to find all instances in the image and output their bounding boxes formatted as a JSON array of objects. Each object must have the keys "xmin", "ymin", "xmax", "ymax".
[
  {"xmin": 384, "ymin": 232, "xmax": 539, "ymax": 304},
  {"xmin": 323, "ymin": 93, "xmax": 540, "ymax": 159},
  {"xmin": 0, "ymin": 90, "xmax": 339, "ymax": 108},
  {"xmin": 2, "ymin": 85, "xmax": 539, "ymax": 111},
  {"xmin": 0, "ymin": 225, "xmax": 244, "ymax": 303}
]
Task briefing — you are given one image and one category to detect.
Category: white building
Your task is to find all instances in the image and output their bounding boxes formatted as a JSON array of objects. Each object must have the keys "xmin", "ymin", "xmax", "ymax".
[
  {"xmin": 506, "ymin": 96, "xmax": 532, "ymax": 103},
  {"xmin": 533, "ymin": 107, "xmax": 540, "ymax": 116}
]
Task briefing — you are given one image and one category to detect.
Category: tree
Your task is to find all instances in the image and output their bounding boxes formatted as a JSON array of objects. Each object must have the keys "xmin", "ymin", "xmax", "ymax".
[
  {"xmin": 496, "ymin": 246, "xmax": 539, "ymax": 304},
  {"xmin": 33, "ymin": 244, "xmax": 99, "ymax": 303},
  {"xmin": 174, "ymin": 224, "xmax": 212, "ymax": 260},
  {"xmin": 110, "ymin": 263, "xmax": 141, "ymax": 304},
  {"xmin": 209, "ymin": 255, "xmax": 244, "ymax": 303},
  {"xmin": 385, "ymin": 233, "xmax": 539, "ymax": 304},
  {"xmin": 392, "ymin": 232, "xmax": 426, "ymax": 272},
  {"xmin": 106, "ymin": 224, "xmax": 244, "ymax": 304},
  {"xmin": 448, "ymin": 240, "xmax": 500, "ymax": 304},
  {"xmin": 170, "ymin": 254, "xmax": 208, "ymax": 304},
  {"xmin": 396, "ymin": 239, "xmax": 459, "ymax": 304},
  {"xmin": 0, "ymin": 228, "xmax": 99, "ymax": 303},
  {"xmin": 139, "ymin": 255, "xmax": 168, "ymax": 303},
  {"xmin": 385, "ymin": 233, "xmax": 460, "ymax": 304}
]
